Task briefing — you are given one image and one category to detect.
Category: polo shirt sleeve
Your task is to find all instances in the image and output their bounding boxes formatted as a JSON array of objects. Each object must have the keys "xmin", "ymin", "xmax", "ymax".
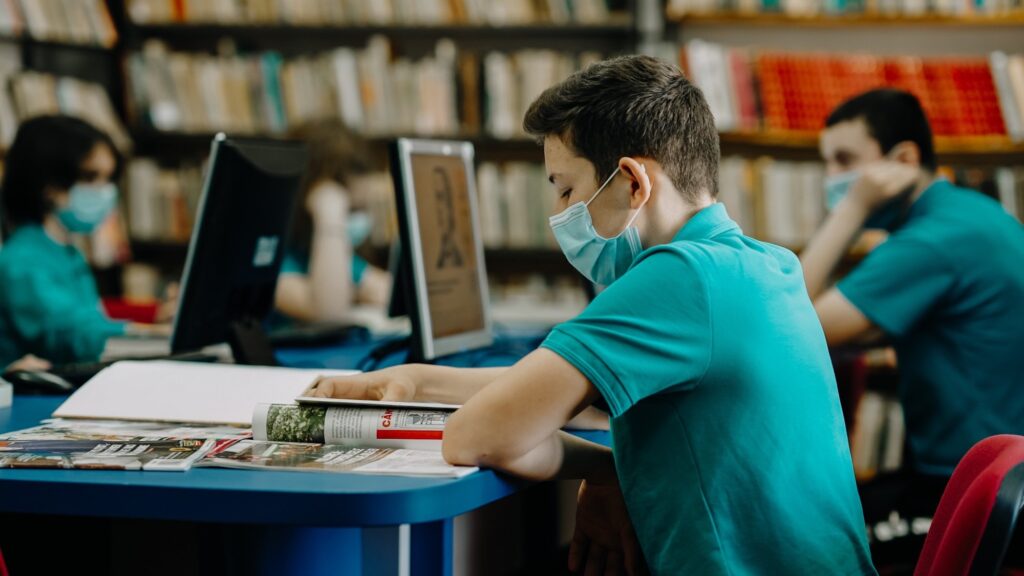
[
  {"xmin": 280, "ymin": 252, "xmax": 306, "ymax": 275},
  {"xmin": 0, "ymin": 265, "xmax": 125, "ymax": 363},
  {"xmin": 837, "ymin": 236, "xmax": 955, "ymax": 338},
  {"xmin": 541, "ymin": 249, "xmax": 712, "ymax": 418}
]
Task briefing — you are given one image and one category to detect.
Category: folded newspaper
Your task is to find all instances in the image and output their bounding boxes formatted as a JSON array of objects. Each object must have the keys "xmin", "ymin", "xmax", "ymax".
[
  {"xmin": 0, "ymin": 404, "xmax": 478, "ymax": 478},
  {"xmin": 0, "ymin": 419, "xmax": 249, "ymax": 471},
  {"xmin": 198, "ymin": 403, "xmax": 477, "ymax": 478}
]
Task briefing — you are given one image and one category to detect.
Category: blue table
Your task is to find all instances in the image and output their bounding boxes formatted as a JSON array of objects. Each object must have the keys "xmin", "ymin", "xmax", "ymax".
[{"xmin": 0, "ymin": 336, "xmax": 610, "ymax": 575}]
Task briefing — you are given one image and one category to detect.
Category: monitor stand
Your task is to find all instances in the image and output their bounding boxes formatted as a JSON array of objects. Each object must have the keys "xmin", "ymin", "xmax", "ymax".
[{"xmin": 228, "ymin": 317, "xmax": 279, "ymax": 366}]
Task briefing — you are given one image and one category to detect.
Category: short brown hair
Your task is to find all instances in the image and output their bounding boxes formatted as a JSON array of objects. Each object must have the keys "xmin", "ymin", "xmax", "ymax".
[
  {"xmin": 523, "ymin": 55, "xmax": 719, "ymax": 202},
  {"xmin": 287, "ymin": 118, "xmax": 375, "ymax": 256}
]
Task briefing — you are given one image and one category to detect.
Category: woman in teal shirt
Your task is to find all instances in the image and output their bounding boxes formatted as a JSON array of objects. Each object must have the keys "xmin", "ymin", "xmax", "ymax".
[
  {"xmin": 274, "ymin": 119, "xmax": 391, "ymax": 323},
  {"xmin": 0, "ymin": 116, "xmax": 132, "ymax": 366}
]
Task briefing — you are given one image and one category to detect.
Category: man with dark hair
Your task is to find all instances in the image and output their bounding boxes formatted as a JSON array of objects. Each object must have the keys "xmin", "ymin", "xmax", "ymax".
[
  {"xmin": 802, "ymin": 88, "xmax": 1024, "ymax": 524},
  {"xmin": 315, "ymin": 56, "xmax": 874, "ymax": 575}
]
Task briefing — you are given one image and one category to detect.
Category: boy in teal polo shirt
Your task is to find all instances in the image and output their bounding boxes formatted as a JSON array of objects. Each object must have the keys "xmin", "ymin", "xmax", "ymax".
[
  {"xmin": 802, "ymin": 89, "xmax": 1024, "ymax": 529},
  {"xmin": 314, "ymin": 56, "xmax": 874, "ymax": 575}
]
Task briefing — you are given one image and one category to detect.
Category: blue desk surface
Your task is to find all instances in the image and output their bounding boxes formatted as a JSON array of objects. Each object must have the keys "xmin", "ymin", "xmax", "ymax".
[{"xmin": 0, "ymin": 336, "xmax": 610, "ymax": 528}]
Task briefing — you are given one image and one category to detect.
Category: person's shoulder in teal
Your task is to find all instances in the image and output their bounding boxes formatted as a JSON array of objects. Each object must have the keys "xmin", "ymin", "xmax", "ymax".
[
  {"xmin": 273, "ymin": 119, "xmax": 391, "ymax": 325},
  {"xmin": 805, "ymin": 89, "xmax": 1024, "ymax": 483},
  {"xmin": 545, "ymin": 202, "xmax": 873, "ymax": 574},
  {"xmin": 310, "ymin": 56, "xmax": 874, "ymax": 575},
  {"xmin": 0, "ymin": 115, "xmax": 127, "ymax": 367}
]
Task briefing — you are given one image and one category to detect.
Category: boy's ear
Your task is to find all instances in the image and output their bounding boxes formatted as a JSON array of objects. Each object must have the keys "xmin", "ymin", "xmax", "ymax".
[
  {"xmin": 617, "ymin": 157, "xmax": 650, "ymax": 208},
  {"xmin": 890, "ymin": 141, "xmax": 922, "ymax": 168}
]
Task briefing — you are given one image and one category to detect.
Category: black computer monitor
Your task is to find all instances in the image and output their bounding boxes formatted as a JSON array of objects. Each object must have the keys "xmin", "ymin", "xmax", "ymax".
[
  {"xmin": 170, "ymin": 134, "xmax": 307, "ymax": 365},
  {"xmin": 387, "ymin": 138, "xmax": 493, "ymax": 361}
]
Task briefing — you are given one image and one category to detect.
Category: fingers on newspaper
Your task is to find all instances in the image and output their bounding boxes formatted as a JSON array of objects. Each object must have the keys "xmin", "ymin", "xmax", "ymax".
[{"xmin": 199, "ymin": 404, "xmax": 475, "ymax": 478}]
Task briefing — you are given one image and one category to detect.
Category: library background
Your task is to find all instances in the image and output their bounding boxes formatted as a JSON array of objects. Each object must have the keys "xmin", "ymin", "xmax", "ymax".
[{"xmin": 0, "ymin": 0, "xmax": 1020, "ymax": 570}]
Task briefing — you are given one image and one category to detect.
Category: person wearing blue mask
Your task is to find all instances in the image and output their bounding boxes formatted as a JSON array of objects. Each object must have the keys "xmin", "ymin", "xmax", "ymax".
[
  {"xmin": 0, "ymin": 115, "xmax": 158, "ymax": 367},
  {"xmin": 274, "ymin": 119, "xmax": 391, "ymax": 324},
  {"xmin": 801, "ymin": 89, "xmax": 1024, "ymax": 546},
  {"xmin": 312, "ymin": 56, "xmax": 875, "ymax": 575}
]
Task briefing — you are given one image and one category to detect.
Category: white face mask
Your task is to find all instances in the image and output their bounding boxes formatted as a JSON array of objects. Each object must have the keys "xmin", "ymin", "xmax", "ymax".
[{"xmin": 548, "ymin": 167, "xmax": 644, "ymax": 286}]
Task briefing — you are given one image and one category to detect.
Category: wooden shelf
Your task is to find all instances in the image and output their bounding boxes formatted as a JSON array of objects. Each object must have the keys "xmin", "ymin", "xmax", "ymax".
[
  {"xmin": 123, "ymin": 15, "xmax": 634, "ymax": 51},
  {"xmin": 0, "ymin": 31, "xmax": 115, "ymax": 50},
  {"xmin": 130, "ymin": 129, "xmax": 543, "ymax": 160},
  {"xmin": 668, "ymin": 10, "xmax": 1024, "ymax": 27},
  {"xmin": 719, "ymin": 131, "xmax": 1024, "ymax": 164}
]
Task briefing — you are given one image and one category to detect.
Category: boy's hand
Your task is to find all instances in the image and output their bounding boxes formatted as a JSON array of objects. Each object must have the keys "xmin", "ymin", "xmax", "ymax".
[
  {"xmin": 848, "ymin": 161, "xmax": 919, "ymax": 213},
  {"xmin": 6, "ymin": 354, "xmax": 51, "ymax": 372},
  {"xmin": 569, "ymin": 480, "xmax": 647, "ymax": 576},
  {"xmin": 309, "ymin": 366, "xmax": 419, "ymax": 402},
  {"xmin": 307, "ymin": 182, "xmax": 350, "ymax": 226}
]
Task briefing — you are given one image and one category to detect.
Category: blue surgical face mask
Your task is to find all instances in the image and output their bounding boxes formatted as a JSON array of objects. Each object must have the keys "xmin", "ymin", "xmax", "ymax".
[
  {"xmin": 823, "ymin": 169, "xmax": 910, "ymax": 231},
  {"xmin": 824, "ymin": 170, "xmax": 860, "ymax": 211},
  {"xmin": 57, "ymin": 182, "xmax": 118, "ymax": 234},
  {"xmin": 548, "ymin": 168, "xmax": 644, "ymax": 286},
  {"xmin": 347, "ymin": 211, "xmax": 372, "ymax": 246}
]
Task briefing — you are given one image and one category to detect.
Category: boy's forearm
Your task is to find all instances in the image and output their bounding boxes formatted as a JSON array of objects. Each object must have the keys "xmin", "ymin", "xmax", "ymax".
[
  {"xmin": 413, "ymin": 365, "xmax": 508, "ymax": 404},
  {"xmin": 485, "ymin": 431, "xmax": 616, "ymax": 484},
  {"xmin": 801, "ymin": 199, "xmax": 870, "ymax": 299}
]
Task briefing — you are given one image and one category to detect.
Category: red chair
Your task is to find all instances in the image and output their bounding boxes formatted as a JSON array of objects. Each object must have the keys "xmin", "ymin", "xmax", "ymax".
[
  {"xmin": 0, "ymin": 547, "xmax": 8, "ymax": 576},
  {"xmin": 915, "ymin": 435, "xmax": 1024, "ymax": 576}
]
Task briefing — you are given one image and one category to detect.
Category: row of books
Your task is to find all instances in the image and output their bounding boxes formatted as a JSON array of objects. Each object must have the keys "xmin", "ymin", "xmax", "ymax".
[
  {"xmin": 991, "ymin": 52, "xmax": 1024, "ymax": 142},
  {"xmin": 4, "ymin": 71, "xmax": 132, "ymax": 152},
  {"xmin": 127, "ymin": 38, "xmax": 601, "ymax": 139},
  {"xmin": 478, "ymin": 162, "xmax": 558, "ymax": 249},
  {"xmin": 126, "ymin": 0, "xmax": 616, "ymax": 26},
  {"xmin": 123, "ymin": 151, "xmax": 1024, "ymax": 259},
  {"xmin": 719, "ymin": 158, "xmax": 1024, "ymax": 247},
  {"xmin": 851, "ymin": 390, "xmax": 905, "ymax": 478},
  {"xmin": 0, "ymin": 0, "xmax": 117, "ymax": 47},
  {"xmin": 683, "ymin": 39, "xmax": 1010, "ymax": 137},
  {"xmin": 0, "ymin": 48, "xmax": 128, "ymax": 149},
  {"xmin": 718, "ymin": 156, "xmax": 827, "ymax": 247},
  {"xmin": 668, "ymin": 0, "xmax": 1023, "ymax": 16}
]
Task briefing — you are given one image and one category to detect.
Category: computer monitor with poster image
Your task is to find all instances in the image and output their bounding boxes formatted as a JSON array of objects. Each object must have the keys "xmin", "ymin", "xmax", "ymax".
[{"xmin": 387, "ymin": 138, "xmax": 493, "ymax": 362}]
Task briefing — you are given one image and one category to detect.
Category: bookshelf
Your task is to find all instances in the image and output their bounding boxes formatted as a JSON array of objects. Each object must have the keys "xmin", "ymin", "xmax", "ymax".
[
  {"xmin": 106, "ymin": 0, "xmax": 642, "ymax": 290},
  {"xmin": 668, "ymin": 11, "xmax": 1024, "ymax": 27},
  {"xmin": 718, "ymin": 131, "xmax": 1024, "ymax": 165}
]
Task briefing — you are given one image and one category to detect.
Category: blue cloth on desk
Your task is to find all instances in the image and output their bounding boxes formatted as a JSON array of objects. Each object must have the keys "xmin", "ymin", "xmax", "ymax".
[
  {"xmin": 839, "ymin": 178, "xmax": 1024, "ymax": 476},
  {"xmin": 0, "ymin": 225, "xmax": 125, "ymax": 366},
  {"xmin": 543, "ymin": 203, "xmax": 874, "ymax": 575}
]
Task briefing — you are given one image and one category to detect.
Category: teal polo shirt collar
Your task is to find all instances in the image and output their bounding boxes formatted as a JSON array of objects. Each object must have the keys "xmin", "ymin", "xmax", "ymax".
[{"xmin": 673, "ymin": 202, "xmax": 740, "ymax": 243}]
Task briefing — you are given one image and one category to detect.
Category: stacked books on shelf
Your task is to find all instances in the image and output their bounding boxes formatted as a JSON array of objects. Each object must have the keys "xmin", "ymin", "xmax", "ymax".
[
  {"xmin": 668, "ymin": 0, "xmax": 1024, "ymax": 16},
  {"xmin": 990, "ymin": 51, "xmax": 1024, "ymax": 142},
  {"xmin": 0, "ymin": 0, "xmax": 117, "ymax": 47},
  {"xmin": 127, "ymin": 37, "xmax": 601, "ymax": 140},
  {"xmin": 8, "ymin": 71, "xmax": 132, "ymax": 151},
  {"xmin": 125, "ymin": 0, "xmax": 616, "ymax": 26},
  {"xmin": 718, "ymin": 156, "xmax": 826, "ymax": 247},
  {"xmin": 682, "ymin": 39, "xmax": 1012, "ymax": 137},
  {"xmin": 126, "ymin": 157, "xmax": 398, "ymax": 247},
  {"xmin": 477, "ymin": 162, "xmax": 558, "ymax": 249},
  {"xmin": 717, "ymin": 157, "xmax": 1024, "ymax": 246},
  {"xmin": 850, "ymin": 389, "xmax": 905, "ymax": 479},
  {"xmin": 125, "ymin": 158, "xmax": 206, "ymax": 243}
]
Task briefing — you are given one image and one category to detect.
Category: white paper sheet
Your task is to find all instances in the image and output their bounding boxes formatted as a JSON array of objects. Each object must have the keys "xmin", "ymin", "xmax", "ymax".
[{"xmin": 52, "ymin": 361, "xmax": 358, "ymax": 426}]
